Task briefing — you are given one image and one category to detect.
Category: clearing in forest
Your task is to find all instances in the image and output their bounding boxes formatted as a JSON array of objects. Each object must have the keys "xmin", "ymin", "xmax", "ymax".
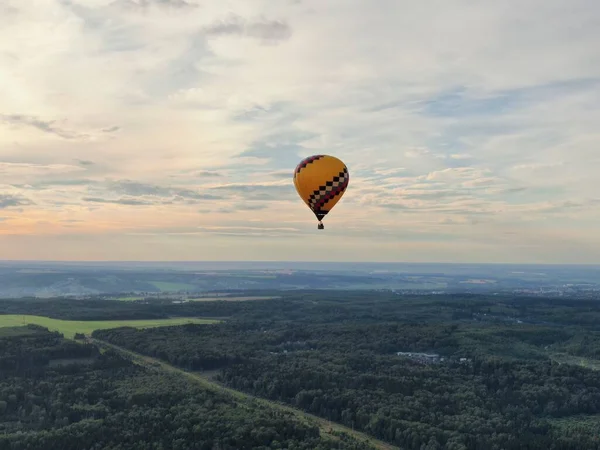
[{"xmin": 0, "ymin": 315, "xmax": 219, "ymax": 339}]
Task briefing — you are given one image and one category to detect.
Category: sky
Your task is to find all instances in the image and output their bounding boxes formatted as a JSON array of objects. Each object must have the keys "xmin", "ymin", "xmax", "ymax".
[{"xmin": 1, "ymin": 0, "xmax": 599, "ymax": 263}]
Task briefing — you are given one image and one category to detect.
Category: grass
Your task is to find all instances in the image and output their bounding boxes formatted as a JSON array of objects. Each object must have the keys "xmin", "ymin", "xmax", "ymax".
[
  {"xmin": 150, "ymin": 281, "xmax": 197, "ymax": 292},
  {"xmin": 0, "ymin": 315, "xmax": 220, "ymax": 339}
]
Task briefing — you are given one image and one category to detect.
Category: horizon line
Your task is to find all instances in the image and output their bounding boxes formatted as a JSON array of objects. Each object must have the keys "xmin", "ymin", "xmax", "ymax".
[{"xmin": 0, "ymin": 259, "xmax": 599, "ymax": 267}]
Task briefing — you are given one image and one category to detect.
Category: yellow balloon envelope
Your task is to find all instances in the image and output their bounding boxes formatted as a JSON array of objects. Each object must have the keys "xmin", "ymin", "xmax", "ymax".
[{"xmin": 293, "ymin": 154, "xmax": 349, "ymax": 229}]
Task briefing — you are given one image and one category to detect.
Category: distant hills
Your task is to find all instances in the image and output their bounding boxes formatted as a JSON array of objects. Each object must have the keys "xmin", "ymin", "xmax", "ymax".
[{"xmin": 0, "ymin": 261, "xmax": 598, "ymax": 298}]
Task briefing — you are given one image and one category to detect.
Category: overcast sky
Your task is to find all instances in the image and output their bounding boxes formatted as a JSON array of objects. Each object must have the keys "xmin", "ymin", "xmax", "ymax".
[{"xmin": 1, "ymin": 0, "xmax": 599, "ymax": 263}]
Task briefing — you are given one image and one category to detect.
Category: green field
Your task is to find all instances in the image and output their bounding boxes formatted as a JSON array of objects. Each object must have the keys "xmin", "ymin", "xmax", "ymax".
[{"xmin": 0, "ymin": 315, "xmax": 219, "ymax": 339}]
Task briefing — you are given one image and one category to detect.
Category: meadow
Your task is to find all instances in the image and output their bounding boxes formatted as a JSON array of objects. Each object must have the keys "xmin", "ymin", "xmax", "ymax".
[{"xmin": 0, "ymin": 315, "xmax": 219, "ymax": 339}]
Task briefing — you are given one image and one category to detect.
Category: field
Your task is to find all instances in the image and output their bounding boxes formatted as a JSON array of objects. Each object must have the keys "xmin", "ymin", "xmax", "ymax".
[{"xmin": 0, "ymin": 315, "xmax": 219, "ymax": 339}]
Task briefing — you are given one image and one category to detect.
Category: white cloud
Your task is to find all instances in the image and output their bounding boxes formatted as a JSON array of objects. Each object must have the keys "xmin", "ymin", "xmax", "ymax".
[
  {"xmin": 0, "ymin": 162, "xmax": 85, "ymax": 177},
  {"xmin": 0, "ymin": 0, "xmax": 599, "ymax": 262}
]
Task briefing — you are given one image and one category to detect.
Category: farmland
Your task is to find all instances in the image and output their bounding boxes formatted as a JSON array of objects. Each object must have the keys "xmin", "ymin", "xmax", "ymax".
[{"xmin": 0, "ymin": 315, "xmax": 219, "ymax": 339}]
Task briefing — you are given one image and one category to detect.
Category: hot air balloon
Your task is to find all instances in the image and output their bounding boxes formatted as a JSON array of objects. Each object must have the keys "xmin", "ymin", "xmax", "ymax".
[{"xmin": 293, "ymin": 154, "xmax": 349, "ymax": 229}]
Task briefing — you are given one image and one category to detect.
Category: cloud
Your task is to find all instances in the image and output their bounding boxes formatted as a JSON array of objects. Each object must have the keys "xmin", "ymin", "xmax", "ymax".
[
  {"xmin": 82, "ymin": 196, "xmax": 158, "ymax": 206},
  {"xmin": 418, "ymin": 87, "xmax": 523, "ymax": 118},
  {"xmin": 0, "ymin": 162, "xmax": 87, "ymax": 188},
  {"xmin": 235, "ymin": 130, "xmax": 318, "ymax": 169},
  {"xmin": 204, "ymin": 14, "xmax": 292, "ymax": 43},
  {"xmin": 0, "ymin": 195, "xmax": 31, "ymax": 209},
  {"xmin": 75, "ymin": 159, "xmax": 95, "ymax": 166},
  {"xmin": 195, "ymin": 225, "xmax": 300, "ymax": 237},
  {"xmin": 266, "ymin": 169, "xmax": 293, "ymax": 179},
  {"xmin": 109, "ymin": 0, "xmax": 198, "ymax": 12},
  {"xmin": 206, "ymin": 180, "xmax": 295, "ymax": 201},
  {"xmin": 1, "ymin": 0, "xmax": 599, "ymax": 262},
  {"xmin": 106, "ymin": 180, "xmax": 218, "ymax": 199},
  {"xmin": 101, "ymin": 126, "xmax": 121, "ymax": 133},
  {"xmin": 512, "ymin": 162, "xmax": 565, "ymax": 171},
  {"xmin": 200, "ymin": 202, "xmax": 269, "ymax": 214},
  {"xmin": 17, "ymin": 179, "xmax": 96, "ymax": 190},
  {"xmin": 449, "ymin": 154, "xmax": 472, "ymax": 160},
  {"xmin": 79, "ymin": 180, "xmax": 227, "ymax": 206},
  {"xmin": 0, "ymin": 114, "xmax": 90, "ymax": 140},
  {"xmin": 0, "ymin": 161, "xmax": 84, "ymax": 173},
  {"xmin": 198, "ymin": 225, "xmax": 297, "ymax": 232},
  {"xmin": 194, "ymin": 170, "xmax": 223, "ymax": 177}
]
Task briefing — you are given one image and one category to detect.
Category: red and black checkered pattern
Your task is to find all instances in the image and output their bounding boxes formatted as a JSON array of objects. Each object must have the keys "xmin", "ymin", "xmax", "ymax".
[
  {"xmin": 293, "ymin": 155, "xmax": 324, "ymax": 176},
  {"xmin": 307, "ymin": 167, "xmax": 349, "ymax": 218}
]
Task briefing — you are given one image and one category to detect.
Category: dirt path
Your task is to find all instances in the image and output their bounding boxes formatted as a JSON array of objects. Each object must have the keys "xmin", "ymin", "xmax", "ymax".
[{"xmin": 90, "ymin": 338, "xmax": 399, "ymax": 450}]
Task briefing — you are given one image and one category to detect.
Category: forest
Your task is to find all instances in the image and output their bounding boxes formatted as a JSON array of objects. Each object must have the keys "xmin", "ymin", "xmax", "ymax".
[
  {"xmin": 6, "ymin": 290, "xmax": 600, "ymax": 325},
  {"xmin": 4, "ymin": 291, "xmax": 600, "ymax": 449},
  {"xmin": 94, "ymin": 320, "xmax": 600, "ymax": 450},
  {"xmin": 0, "ymin": 325, "xmax": 373, "ymax": 450}
]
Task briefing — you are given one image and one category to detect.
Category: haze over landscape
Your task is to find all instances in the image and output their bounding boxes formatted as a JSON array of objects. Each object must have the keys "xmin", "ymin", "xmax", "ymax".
[
  {"xmin": 1, "ymin": 260, "xmax": 600, "ymax": 298},
  {"xmin": 1, "ymin": 0, "xmax": 599, "ymax": 263}
]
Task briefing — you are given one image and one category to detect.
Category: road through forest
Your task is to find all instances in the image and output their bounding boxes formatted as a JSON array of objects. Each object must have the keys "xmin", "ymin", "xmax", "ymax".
[{"xmin": 90, "ymin": 338, "xmax": 399, "ymax": 450}]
